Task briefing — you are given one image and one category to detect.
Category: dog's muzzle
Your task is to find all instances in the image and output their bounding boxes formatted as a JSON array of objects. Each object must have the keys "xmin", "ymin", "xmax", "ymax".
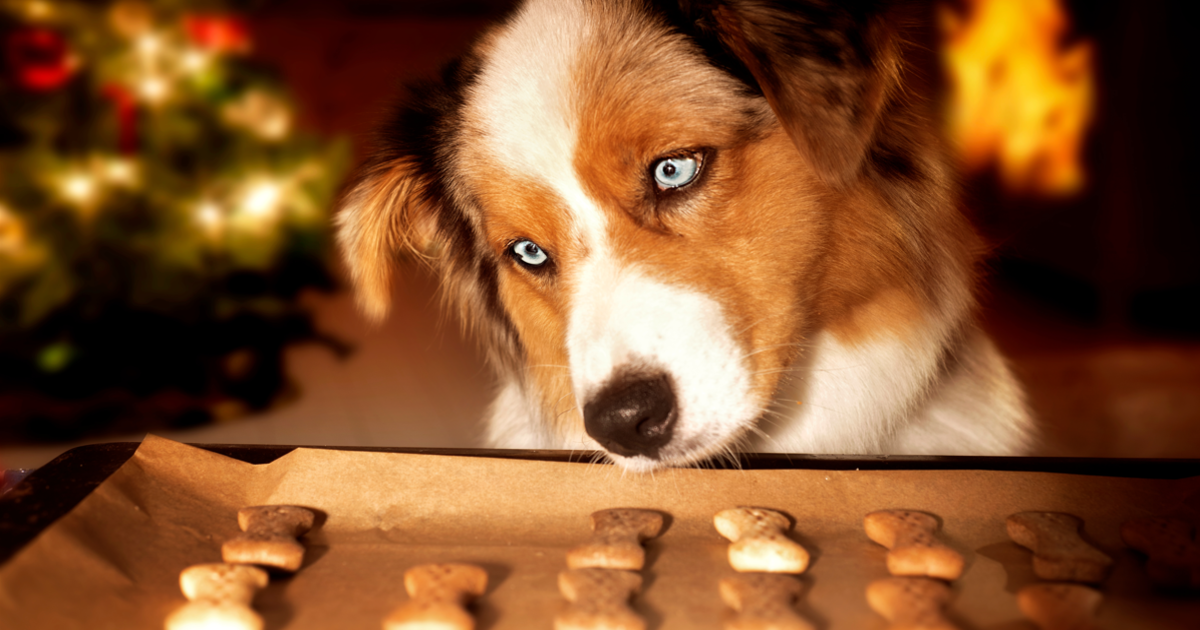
[{"xmin": 582, "ymin": 371, "xmax": 677, "ymax": 459}]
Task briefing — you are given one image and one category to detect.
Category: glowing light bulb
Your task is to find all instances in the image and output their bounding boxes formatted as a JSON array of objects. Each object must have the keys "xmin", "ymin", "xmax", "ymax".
[
  {"xmin": 25, "ymin": 0, "xmax": 52, "ymax": 20},
  {"xmin": 181, "ymin": 49, "xmax": 209, "ymax": 73},
  {"xmin": 259, "ymin": 112, "xmax": 291, "ymax": 140},
  {"xmin": 62, "ymin": 174, "xmax": 97, "ymax": 204},
  {"xmin": 241, "ymin": 182, "xmax": 283, "ymax": 218},
  {"xmin": 0, "ymin": 203, "xmax": 26, "ymax": 254},
  {"xmin": 139, "ymin": 76, "xmax": 169, "ymax": 103},
  {"xmin": 196, "ymin": 201, "xmax": 225, "ymax": 235},
  {"xmin": 104, "ymin": 159, "xmax": 137, "ymax": 186},
  {"xmin": 137, "ymin": 34, "xmax": 162, "ymax": 58}
]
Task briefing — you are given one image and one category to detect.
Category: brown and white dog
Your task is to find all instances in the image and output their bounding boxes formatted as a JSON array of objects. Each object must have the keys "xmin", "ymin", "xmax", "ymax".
[{"xmin": 336, "ymin": 0, "xmax": 1035, "ymax": 471}]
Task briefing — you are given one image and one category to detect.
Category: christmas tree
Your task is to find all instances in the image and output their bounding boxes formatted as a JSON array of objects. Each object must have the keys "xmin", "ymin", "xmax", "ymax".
[{"xmin": 0, "ymin": 0, "xmax": 350, "ymax": 441}]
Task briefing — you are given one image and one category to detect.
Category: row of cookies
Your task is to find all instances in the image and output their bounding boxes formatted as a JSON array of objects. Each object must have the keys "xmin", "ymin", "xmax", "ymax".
[
  {"xmin": 165, "ymin": 505, "xmax": 315, "ymax": 630},
  {"xmin": 163, "ymin": 505, "xmax": 1198, "ymax": 629}
]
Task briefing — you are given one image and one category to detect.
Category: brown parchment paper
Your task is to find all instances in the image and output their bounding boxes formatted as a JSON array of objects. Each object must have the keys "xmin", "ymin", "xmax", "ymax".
[{"xmin": 1, "ymin": 435, "xmax": 1198, "ymax": 629}]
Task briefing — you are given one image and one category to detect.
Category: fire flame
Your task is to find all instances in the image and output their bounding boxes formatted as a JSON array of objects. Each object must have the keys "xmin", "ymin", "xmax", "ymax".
[{"xmin": 941, "ymin": 0, "xmax": 1094, "ymax": 195}]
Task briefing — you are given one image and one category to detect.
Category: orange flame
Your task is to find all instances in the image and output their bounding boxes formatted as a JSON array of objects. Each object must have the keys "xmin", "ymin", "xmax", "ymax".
[{"xmin": 941, "ymin": 0, "xmax": 1094, "ymax": 195}]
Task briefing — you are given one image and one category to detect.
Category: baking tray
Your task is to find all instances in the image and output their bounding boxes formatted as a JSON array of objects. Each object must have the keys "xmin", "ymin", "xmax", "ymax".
[{"xmin": 1, "ymin": 437, "xmax": 1198, "ymax": 629}]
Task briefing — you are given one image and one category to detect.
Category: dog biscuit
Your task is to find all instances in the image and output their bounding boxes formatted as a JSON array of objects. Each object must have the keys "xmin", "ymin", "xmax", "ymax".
[
  {"xmin": 1007, "ymin": 512, "xmax": 1112, "ymax": 583},
  {"xmin": 222, "ymin": 505, "xmax": 316, "ymax": 572},
  {"xmin": 865, "ymin": 576, "xmax": 960, "ymax": 630},
  {"xmin": 165, "ymin": 563, "xmax": 268, "ymax": 630},
  {"xmin": 1017, "ymin": 583, "xmax": 1102, "ymax": 630},
  {"xmin": 719, "ymin": 573, "xmax": 814, "ymax": 630},
  {"xmin": 714, "ymin": 508, "xmax": 810, "ymax": 573},
  {"xmin": 556, "ymin": 568, "xmax": 645, "ymax": 630},
  {"xmin": 1120, "ymin": 517, "xmax": 1200, "ymax": 590},
  {"xmin": 864, "ymin": 510, "xmax": 964, "ymax": 580},
  {"xmin": 383, "ymin": 563, "xmax": 488, "ymax": 630},
  {"xmin": 567, "ymin": 508, "xmax": 664, "ymax": 570}
]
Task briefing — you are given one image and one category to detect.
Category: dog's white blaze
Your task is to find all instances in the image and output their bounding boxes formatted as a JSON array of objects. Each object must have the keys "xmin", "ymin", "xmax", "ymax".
[
  {"xmin": 464, "ymin": 0, "xmax": 607, "ymax": 247},
  {"xmin": 566, "ymin": 252, "xmax": 760, "ymax": 470},
  {"xmin": 469, "ymin": 0, "xmax": 763, "ymax": 466},
  {"xmin": 466, "ymin": 0, "xmax": 581, "ymax": 178}
]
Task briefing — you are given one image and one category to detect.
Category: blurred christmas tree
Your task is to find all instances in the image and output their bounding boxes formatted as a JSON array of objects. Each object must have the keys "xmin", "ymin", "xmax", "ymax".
[{"xmin": 0, "ymin": 0, "xmax": 350, "ymax": 441}]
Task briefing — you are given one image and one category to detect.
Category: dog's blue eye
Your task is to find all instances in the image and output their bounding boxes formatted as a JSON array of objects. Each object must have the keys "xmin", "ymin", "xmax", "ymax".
[
  {"xmin": 652, "ymin": 155, "xmax": 700, "ymax": 189},
  {"xmin": 511, "ymin": 239, "xmax": 548, "ymax": 267}
]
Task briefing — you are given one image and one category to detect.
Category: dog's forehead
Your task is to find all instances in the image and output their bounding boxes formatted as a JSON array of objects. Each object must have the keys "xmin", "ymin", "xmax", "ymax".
[
  {"xmin": 461, "ymin": 0, "xmax": 594, "ymax": 215},
  {"xmin": 456, "ymin": 0, "xmax": 764, "ymax": 248}
]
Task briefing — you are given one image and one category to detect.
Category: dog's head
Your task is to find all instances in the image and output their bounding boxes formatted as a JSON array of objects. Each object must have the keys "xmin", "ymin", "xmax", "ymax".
[{"xmin": 337, "ymin": 0, "xmax": 971, "ymax": 470}]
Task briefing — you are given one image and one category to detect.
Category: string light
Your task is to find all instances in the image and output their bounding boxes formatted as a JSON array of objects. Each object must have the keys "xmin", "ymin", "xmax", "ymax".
[
  {"xmin": 103, "ymin": 158, "xmax": 138, "ymax": 187},
  {"xmin": 195, "ymin": 201, "xmax": 225, "ymax": 237},
  {"xmin": 222, "ymin": 91, "xmax": 293, "ymax": 141},
  {"xmin": 62, "ymin": 173, "xmax": 97, "ymax": 205},
  {"xmin": 181, "ymin": 49, "xmax": 210, "ymax": 74},
  {"xmin": 241, "ymin": 181, "xmax": 283, "ymax": 219},
  {"xmin": 24, "ymin": 0, "xmax": 52, "ymax": 20},
  {"xmin": 136, "ymin": 33, "xmax": 163, "ymax": 59},
  {"xmin": 0, "ymin": 202, "xmax": 26, "ymax": 254},
  {"xmin": 259, "ymin": 114, "xmax": 290, "ymax": 140},
  {"xmin": 139, "ymin": 75, "xmax": 170, "ymax": 104}
]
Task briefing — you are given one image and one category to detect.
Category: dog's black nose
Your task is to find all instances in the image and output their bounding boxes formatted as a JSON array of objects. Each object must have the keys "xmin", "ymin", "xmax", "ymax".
[{"xmin": 583, "ymin": 372, "xmax": 677, "ymax": 459}]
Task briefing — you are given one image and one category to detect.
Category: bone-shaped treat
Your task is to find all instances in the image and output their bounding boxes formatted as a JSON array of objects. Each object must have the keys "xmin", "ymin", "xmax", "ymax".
[
  {"xmin": 714, "ymin": 508, "xmax": 810, "ymax": 573},
  {"xmin": 567, "ymin": 509, "xmax": 664, "ymax": 570},
  {"xmin": 222, "ymin": 505, "xmax": 316, "ymax": 572},
  {"xmin": 1017, "ymin": 583, "xmax": 1102, "ymax": 630},
  {"xmin": 555, "ymin": 568, "xmax": 645, "ymax": 630},
  {"xmin": 164, "ymin": 563, "xmax": 269, "ymax": 630},
  {"xmin": 719, "ymin": 573, "xmax": 815, "ymax": 630},
  {"xmin": 1007, "ymin": 512, "xmax": 1113, "ymax": 583},
  {"xmin": 864, "ymin": 510, "xmax": 964, "ymax": 580},
  {"xmin": 1120, "ymin": 517, "xmax": 1200, "ymax": 590},
  {"xmin": 383, "ymin": 563, "xmax": 488, "ymax": 630},
  {"xmin": 866, "ymin": 576, "xmax": 960, "ymax": 630}
]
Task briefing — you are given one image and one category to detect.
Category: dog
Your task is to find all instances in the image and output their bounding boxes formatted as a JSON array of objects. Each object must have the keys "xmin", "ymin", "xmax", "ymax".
[{"xmin": 335, "ymin": 0, "xmax": 1036, "ymax": 471}]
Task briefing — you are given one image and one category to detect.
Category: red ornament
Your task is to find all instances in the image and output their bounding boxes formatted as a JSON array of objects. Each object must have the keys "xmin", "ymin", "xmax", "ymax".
[
  {"xmin": 183, "ymin": 14, "xmax": 251, "ymax": 54},
  {"xmin": 102, "ymin": 84, "xmax": 139, "ymax": 154},
  {"xmin": 6, "ymin": 27, "xmax": 76, "ymax": 92}
]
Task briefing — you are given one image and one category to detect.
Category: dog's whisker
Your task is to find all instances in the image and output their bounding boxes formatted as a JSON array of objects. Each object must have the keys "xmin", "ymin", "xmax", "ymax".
[
  {"xmin": 720, "ymin": 443, "xmax": 745, "ymax": 471},
  {"xmin": 808, "ymin": 363, "xmax": 871, "ymax": 373},
  {"xmin": 732, "ymin": 313, "xmax": 787, "ymax": 338},
  {"xmin": 739, "ymin": 342, "xmax": 815, "ymax": 360},
  {"xmin": 750, "ymin": 367, "xmax": 813, "ymax": 377},
  {"xmin": 765, "ymin": 397, "xmax": 838, "ymax": 415}
]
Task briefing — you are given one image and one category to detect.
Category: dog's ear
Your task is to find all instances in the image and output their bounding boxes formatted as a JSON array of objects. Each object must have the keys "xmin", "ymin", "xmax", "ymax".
[
  {"xmin": 701, "ymin": 0, "xmax": 903, "ymax": 187},
  {"xmin": 334, "ymin": 157, "xmax": 439, "ymax": 323}
]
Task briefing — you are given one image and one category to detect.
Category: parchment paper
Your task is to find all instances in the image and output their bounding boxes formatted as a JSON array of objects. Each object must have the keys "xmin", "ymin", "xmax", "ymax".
[{"xmin": 1, "ymin": 435, "xmax": 1197, "ymax": 629}]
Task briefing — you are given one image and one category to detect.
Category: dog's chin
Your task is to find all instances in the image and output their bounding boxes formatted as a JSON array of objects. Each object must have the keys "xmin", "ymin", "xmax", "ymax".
[
  {"xmin": 600, "ymin": 428, "xmax": 751, "ymax": 473},
  {"xmin": 601, "ymin": 453, "xmax": 666, "ymax": 474}
]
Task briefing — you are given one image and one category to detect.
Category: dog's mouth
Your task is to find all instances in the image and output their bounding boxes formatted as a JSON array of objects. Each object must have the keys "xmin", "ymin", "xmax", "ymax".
[{"xmin": 589, "ymin": 425, "xmax": 752, "ymax": 473}]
